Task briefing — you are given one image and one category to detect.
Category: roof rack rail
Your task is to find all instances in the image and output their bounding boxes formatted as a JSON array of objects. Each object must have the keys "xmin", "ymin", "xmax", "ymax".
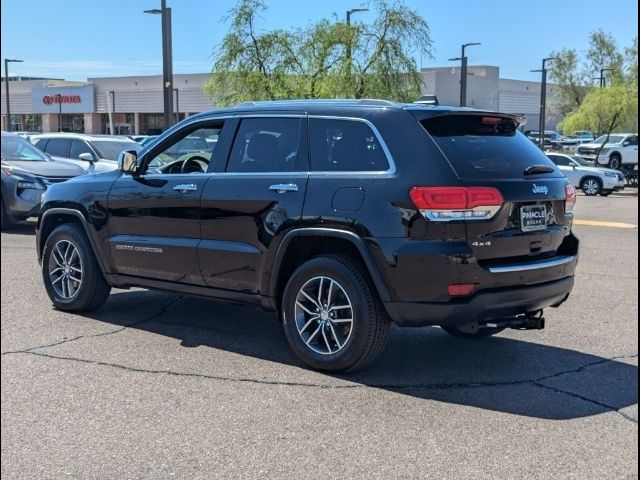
[{"xmin": 234, "ymin": 98, "xmax": 400, "ymax": 107}]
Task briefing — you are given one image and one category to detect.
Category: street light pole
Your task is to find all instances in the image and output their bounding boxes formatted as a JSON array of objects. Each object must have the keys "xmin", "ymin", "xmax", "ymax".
[
  {"xmin": 345, "ymin": 7, "xmax": 368, "ymax": 97},
  {"xmin": 449, "ymin": 44, "xmax": 480, "ymax": 107},
  {"xmin": 595, "ymin": 68, "xmax": 614, "ymax": 88},
  {"xmin": 174, "ymin": 88, "xmax": 179, "ymax": 123},
  {"xmin": 460, "ymin": 43, "xmax": 480, "ymax": 107},
  {"xmin": 144, "ymin": 1, "xmax": 174, "ymax": 131},
  {"xmin": 56, "ymin": 94, "xmax": 62, "ymax": 132},
  {"xmin": 4, "ymin": 58, "xmax": 23, "ymax": 132},
  {"xmin": 532, "ymin": 57, "xmax": 558, "ymax": 149}
]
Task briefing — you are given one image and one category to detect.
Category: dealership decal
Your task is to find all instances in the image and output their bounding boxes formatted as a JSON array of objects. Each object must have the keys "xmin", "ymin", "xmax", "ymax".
[{"xmin": 42, "ymin": 95, "xmax": 82, "ymax": 105}]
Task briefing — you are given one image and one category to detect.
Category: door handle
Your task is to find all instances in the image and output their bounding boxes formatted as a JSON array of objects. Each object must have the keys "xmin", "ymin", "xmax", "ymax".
[
  {"xmin": 173, "ymin": 183, "xmax": 198, "ymax": 192},
  {"xmin": 269, "ymin": 183, "xmax": 299, "ymax": 193}
]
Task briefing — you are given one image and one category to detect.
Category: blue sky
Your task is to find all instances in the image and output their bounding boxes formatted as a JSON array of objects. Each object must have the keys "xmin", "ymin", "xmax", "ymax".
[{"xmin": 1, "ymin": 0, "xmax": 637, "ymax": 82}]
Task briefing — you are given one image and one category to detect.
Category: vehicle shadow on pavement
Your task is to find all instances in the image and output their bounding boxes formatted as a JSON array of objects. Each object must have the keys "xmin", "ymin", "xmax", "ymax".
[{"xmin": 86, "ymin": 290, "xmax": 637, "ymax": 421}]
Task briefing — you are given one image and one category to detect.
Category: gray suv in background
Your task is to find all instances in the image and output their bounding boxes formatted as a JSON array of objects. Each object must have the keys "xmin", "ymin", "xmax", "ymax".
[
  {"xmin": 31, "ymin": 133, "xmax": 141, "ymax": 173},
  {"xmin": 1, "ymin": 132, "xmax": 84, "ymax": 230}
]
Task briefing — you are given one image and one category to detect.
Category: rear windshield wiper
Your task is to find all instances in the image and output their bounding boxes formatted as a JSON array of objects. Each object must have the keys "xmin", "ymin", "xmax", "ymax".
[{"xmin": 523, "ymin": 164, "xmax": 555, "ymax": 176}]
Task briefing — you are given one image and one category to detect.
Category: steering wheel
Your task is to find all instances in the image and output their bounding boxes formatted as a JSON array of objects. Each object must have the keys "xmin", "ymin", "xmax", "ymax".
[{"xmin": 181, "ymin": 156, "xmax": 208, "ymax": 173}]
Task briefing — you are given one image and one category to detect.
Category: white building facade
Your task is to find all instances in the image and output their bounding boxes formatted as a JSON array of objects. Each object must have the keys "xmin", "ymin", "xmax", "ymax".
[{"xmin": 1, "ymin": 67, "xmax": 559, "ymax": 134}]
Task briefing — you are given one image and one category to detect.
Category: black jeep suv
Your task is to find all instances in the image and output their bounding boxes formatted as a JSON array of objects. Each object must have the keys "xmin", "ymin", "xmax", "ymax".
[{"xmin": 36, "ymin": 100, "xmax": 579, "ymax": 372}]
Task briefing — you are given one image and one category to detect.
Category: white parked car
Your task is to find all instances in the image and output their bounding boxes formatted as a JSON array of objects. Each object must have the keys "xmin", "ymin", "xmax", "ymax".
[
  {"xmin": 546, "ymin": 153, "xmax": 626, "ymax": 196},
  {"xmin": 575, "ymin": 133, "xmax": 638, "ymax": 171},
  {"xmin": 30, "ymin": 133, "xmax": 141, "ymax": 173}
]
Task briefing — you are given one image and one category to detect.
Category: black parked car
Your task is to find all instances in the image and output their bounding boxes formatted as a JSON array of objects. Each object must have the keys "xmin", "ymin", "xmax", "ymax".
[
  {"xmin": 1, "ymin": 132, "xmax": 84, "ymax": 230},
  {"xmin": 36, "ymin": 100, "xmax": 579, "ymax": 372}
]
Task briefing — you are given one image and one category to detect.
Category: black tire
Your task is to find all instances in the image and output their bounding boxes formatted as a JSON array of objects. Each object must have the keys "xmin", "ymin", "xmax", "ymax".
[
  {"xmin": 441, "ymin": 323, "xmax": 505, "ymax": 339},
  {"xmin": 580, "ymin": 176, "xmax": 602, "ymax": 196},
  {"xmin": 609, "ymin": 153, "xmax": 622, "ymax": 170},
  {"xmin": 281, "ymin": 255, "xmax": 391, "ymax": 372},
  {"xmin": 1, "ymin": 197, "xmax": 16, "ymax": 231},
  {"xmin": 42, "ymin": 224, "xmax": 111, "ymax": 312}
]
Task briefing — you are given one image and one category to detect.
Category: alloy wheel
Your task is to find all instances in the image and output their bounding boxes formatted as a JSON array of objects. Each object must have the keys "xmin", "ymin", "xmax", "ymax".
[
  {"xmin": 48, "ymin": 240, "xmax": 83, "ymax": 299},
  {"xmin": 294, "ymin": 276, "xmax": 354, "ymax": 355},
  {"xmin": 583, "ymin": 179, "xmax": 600, "ymax": 195}
]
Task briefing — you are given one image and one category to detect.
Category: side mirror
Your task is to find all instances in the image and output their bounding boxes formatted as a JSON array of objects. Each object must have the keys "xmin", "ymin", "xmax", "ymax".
[
  {"xmin": 623, "ymin": 141, "xmax": 630, "ymax": 147},
  {"xmin": 78, "ymin": 152, "xmax": 95, "ymax": 164},
  {"xmin": 118, "ymin": 150, "xmax": 139, "ymax": 174}
]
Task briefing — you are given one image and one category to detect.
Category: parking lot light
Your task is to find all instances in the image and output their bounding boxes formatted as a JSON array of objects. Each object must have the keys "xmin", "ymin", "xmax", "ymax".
[{"xmin": 4, "ymin": 58, "xmax": 24, "ymax": 132}]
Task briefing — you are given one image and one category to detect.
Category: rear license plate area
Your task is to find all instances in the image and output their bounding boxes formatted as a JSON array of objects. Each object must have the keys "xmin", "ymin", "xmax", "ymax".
[{"xmin": 520, "ymin": 204, "xmax": 547, "ymax": 232}]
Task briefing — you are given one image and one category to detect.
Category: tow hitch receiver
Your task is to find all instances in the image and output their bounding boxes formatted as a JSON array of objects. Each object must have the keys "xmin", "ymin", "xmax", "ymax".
[{"xmin": 485, "ymin": 310, "xmax": 545, "ymax": 330}]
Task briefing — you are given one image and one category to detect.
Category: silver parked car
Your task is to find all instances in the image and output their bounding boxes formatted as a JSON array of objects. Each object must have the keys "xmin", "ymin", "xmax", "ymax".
[
  {"xmin": 30, "ymin": 133, "xmax": 141, "ymax": 173},
  {"xmin": 1, "ymin": 132, "xmax": 85, "ymax": 229}
]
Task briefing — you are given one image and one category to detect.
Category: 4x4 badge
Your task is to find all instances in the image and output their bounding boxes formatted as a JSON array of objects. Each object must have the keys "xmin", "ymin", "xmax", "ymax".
[{"xmin": 532, "ymin": 184, "xmax": 549, "ymax": 195}]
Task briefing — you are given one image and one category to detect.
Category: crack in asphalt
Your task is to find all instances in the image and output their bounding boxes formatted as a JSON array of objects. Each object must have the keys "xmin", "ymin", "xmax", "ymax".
[
  {"xmin": 0, "ymin": 296, "xmax": 184, "ymax": 356},
  {"xmin": 6, "ymin": 347, "xmax": 638, "ymax": 423},
  {"xmin": 532, "ymin": 382, "xmax": 638, "ymax": 424},
  {"xmin": 1, "ymin": 289, "xmax": 637, "ymax": 424}
]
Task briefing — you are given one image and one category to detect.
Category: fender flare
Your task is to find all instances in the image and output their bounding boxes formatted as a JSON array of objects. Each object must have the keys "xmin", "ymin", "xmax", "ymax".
[
  {"xmin": 37, "ymin": 207, "xmax": 109, "ymax": 275},
  {"xmin": 266, "ymin": 227, "xmax": 391, "ymax": 303}
]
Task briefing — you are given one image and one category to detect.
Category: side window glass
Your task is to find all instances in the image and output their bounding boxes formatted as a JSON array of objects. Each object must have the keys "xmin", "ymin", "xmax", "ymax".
[
  {"xmin": 146, "ymin": 124, "xmax": 223, "ymax": 175},
  {"xmin": 627, "ymin": 136, "xmax": 638, "ymax": 146},
  {"xmin": 69, "ymin": 140, "xmax": 94, "ymax": 159},
  {"xmin": 226, "ymin": 118, "xmax": 301, "ymax": 173},
  {"xmin": 550, "ymin": 155, "xmax": 569, "ymax": 166},
  {"xmin": 309, "ymin": 118, "xmax": 389, "ymax": 172},
  {"xmin": 45, "ymin": 138, "xmax": 71, "ymax": 157}
]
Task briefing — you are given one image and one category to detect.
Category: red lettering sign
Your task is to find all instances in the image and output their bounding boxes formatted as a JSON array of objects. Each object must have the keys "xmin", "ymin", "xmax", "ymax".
[{"xmin": 42, "ymin": 95, "xmax": 82, "ymax": 105}]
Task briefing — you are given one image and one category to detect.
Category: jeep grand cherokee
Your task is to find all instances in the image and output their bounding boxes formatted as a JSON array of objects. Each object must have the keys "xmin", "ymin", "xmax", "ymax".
[{"xmin": 36, "ymin": 100, "xmax": 579, "ymax": 372}]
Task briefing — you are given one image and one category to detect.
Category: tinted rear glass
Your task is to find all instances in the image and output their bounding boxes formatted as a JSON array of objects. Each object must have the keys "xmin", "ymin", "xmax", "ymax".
[
  {"xmin": 421, "ymin": 114, "xmax": 562, "ymax": 179},
  {"xmin": 44, "ymin": 138, "xmax": 71, "ymax": 157}
]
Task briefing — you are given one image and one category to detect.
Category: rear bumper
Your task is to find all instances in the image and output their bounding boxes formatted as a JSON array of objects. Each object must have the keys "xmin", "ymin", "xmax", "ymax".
[{"xmin": 384, "ymin": 276, "xmax": 574, "ymax": 327}]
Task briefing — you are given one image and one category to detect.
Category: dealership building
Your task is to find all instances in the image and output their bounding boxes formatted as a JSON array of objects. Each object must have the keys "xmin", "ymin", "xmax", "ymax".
[{"xmin": 1, "ymin": 66, "xmax": 558, "ymax": 134}]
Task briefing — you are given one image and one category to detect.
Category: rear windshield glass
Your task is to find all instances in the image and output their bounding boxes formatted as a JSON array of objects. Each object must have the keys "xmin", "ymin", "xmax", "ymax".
[
  {"xmin": 421, "ymin": 114, "xmax": 562, "ymax": 179},
  {"xmin": 92, "ymin": 141, "xmax": 141, "ymax": 161}
]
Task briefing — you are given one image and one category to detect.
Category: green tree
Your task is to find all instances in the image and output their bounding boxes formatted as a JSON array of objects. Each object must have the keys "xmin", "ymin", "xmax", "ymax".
[
  {"xmin": 203, "ymin": 0, "xmax": 433, "ymax": 105},
  {"xmin": 549, "ymin": 30, "xmax": 630, "ymax": 116},
  {"xmin": 560, "ymin": 85, "xmax": 637, "ymax": 154}
]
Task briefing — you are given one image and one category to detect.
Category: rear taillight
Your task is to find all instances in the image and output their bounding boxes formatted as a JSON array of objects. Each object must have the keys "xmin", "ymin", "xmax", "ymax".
[
  {"xmin": 564, "ymin": 184, "xmax": 576, "ymax": 214},
  {"xmin": 410, "ymin": 187, "xmax": 504, "ymax": 221},
  {"xmin": 447, "ymin": 283, "xmax": 476, "ymax": 296}
]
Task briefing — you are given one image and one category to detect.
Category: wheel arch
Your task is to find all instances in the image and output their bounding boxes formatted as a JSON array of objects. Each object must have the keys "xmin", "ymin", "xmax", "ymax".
[
  {"xmin": 37, "ymin": 207, "xmax": 108, "ymax": 275},
  {"xmin": 266, "ymin": 228, "xmax": 392, "ymax": 309}
]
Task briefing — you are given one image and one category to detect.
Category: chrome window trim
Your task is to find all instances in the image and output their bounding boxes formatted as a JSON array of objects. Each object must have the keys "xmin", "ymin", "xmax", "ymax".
[
  {"xmin": 141, "ymin": 113, "xmax": 397, "ymax": 177},
  {"xmin": 307, "ymin": 115, "xmax": 397, "ymax": 176},
  {"xmin": 487, "ymin": 255, "xmax": 576, "ymax": 273}
]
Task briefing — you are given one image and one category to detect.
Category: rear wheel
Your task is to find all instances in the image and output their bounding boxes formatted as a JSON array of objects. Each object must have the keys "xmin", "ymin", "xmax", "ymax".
[
  {"xmin": 281, "ymin": 255, "xmax": 391, "ymax": 372},
  {"xmin": 42, "ymin": 224, "xmax": 111, "ymax": 312},
  {"xmin": 441, "ymin": 323, "xmax": 505, "ymax": 339},
  {"xmin": 581, "ymin": 176, "xmax": 602, "ymax": 196}
]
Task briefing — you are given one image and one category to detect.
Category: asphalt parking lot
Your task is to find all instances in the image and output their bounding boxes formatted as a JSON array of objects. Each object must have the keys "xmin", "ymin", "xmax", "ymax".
[{"xmin": 1, "ymin": 191, "xmax": 638, "ymax": 479}]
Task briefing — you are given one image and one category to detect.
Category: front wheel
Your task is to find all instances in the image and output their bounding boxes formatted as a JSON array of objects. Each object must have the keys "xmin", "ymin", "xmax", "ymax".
[
  {"xmin": 42, "ymin": 224, "xmax": 111, "ymax": 312},
  {"xmin": 581, "ymin": 176, "xmax": 602, "ymax": 196},
  {"xmin": 1, "ymin": 198, "xmax": 16, "ymax": 231},
  {"xmin": 609, "ymin": 153, "xmax": 622, "ymax": 170},
  {"xmin": 281, "ymin": 255, "xmax": 391, "ymax": 372}
]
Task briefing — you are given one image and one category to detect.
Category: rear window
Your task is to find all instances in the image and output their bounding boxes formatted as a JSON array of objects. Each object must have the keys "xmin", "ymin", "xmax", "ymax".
[
  {"xmin": 421, "ymin": 114, "xmax": 562, "ymax": 179},
  {"xmin": 44, "ymin": 138, "xmax": 71, "ymax": 157}
]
